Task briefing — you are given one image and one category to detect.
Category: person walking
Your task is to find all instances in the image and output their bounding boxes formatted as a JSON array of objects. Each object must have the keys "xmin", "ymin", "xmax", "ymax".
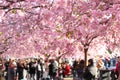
[
  {"xmin": 37, "ymin": 59, "xmax": 43, "ymax": 80},
  {"xmin": 77, "ymin": 60, "xmax": 85, "ymax": 80},
  {"xmin": 17, "ymin": 60, "xmax": 24, "ymax": 80},
  {"xmin": 29, "ymin": 59, "xmax": 37, "ymax": 80},
  {"xmin": 0, "ymin": 59, "xmax": 5, "ymax": 80},
  {"xmin": 49, "ymin": 59, "xmax": 57, "ymax": 80},
  {"xmin": 8, "ymin": 60, "xmax": 16, "ymax": 80},
  {"xmin": 83, "ymin": 59, "xmax": 98, "ymax": 80},
  {"xmin": 115, "ymin": 56, "xmax": 120, "ymax": 80}
]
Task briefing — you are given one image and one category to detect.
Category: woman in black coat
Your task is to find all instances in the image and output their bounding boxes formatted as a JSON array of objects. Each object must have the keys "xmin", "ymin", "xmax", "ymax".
[{"xmin": 17, "ymin": 60, "xmax": 24, "ymax": 80}]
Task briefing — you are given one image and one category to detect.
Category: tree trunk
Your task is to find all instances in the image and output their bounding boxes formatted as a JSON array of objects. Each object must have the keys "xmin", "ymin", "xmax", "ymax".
[{"xmin": 84, "ymin": 48, "xmax": 88, "ymax": 68}]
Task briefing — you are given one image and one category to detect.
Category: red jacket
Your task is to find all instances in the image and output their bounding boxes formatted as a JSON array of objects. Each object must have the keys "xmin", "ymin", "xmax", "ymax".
[
  {"xmin": 64, "ymin": 64, "xmax": 70, "ymax": 76},
  {"xmin": 115, "ymin": 62, "xmax": 120, "ymax": 74}
]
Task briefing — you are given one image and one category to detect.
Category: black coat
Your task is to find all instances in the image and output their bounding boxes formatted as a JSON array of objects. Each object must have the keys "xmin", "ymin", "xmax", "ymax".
[
  {"xmin": 29, "ymin": 62, "xmax": 36, "ymax": 74},
  {"xmin": 17, "ymin": 63, "xmax": 24, "ymax": 79},
  {"xmin": 49, "ymin": 62, "xmax": 57, "ymax": 76}
]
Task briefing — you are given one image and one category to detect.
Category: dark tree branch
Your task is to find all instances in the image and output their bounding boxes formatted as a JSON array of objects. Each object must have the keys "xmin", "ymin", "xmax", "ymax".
[
  {"xmin": 6, "ymin": 0, "xmax": 25, "ymax": 3},
  {"xmin": 88, "ymin": 35, "xmax": 98, "ymax": 45},
  {"xmin": 0, "ymin": 5, "xmax": 10, "ymax": 9},
  {"xmin": 0, "ymin": 0, "xmax": 25, "ymax": 10}
]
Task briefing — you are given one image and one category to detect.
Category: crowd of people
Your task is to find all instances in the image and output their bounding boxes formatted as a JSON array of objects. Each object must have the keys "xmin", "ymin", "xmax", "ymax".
[
  {"xmin": 0, "ymin": 56, "xmax": 119, "ymax": 80},
  {"xmin": 0, "ymin": 58, "xmax": 71, "ymax": 80}
]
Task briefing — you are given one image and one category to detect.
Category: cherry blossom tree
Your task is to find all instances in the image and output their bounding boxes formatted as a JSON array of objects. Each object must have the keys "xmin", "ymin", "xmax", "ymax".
[{"xmin": 50, "ymin": 0, "xmax": 117, "ymax": 66}]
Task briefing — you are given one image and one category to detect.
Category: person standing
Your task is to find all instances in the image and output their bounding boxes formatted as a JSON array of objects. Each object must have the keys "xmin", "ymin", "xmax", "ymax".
[
  {"xmin": 4, "ymin": 59, "xmax": 10, "ymax": 80},
  {"xmin": 23, "ymin": 60, "xmax": 29, "ymax": 80},
  {"xmin": 17, "ymin": 60, "xmax": 24, "ymax": 80},
  {"xmin": 115, "ymin": 56, "xmax": 120, "ymax": 80},
  {"xmin": 83, "ymin": 59, "xmax": 98, "ymax": 80},
  {"xmin": 8, "ymin": 60, "xmax": 16, "ymax": 80},
  {"xmin": 0, "ymin": 59, "xmax": 5, "ymax": 80},
  {"xmin": 29, "ymin": 59, "xmax": 37, "ymax": 80},
  {"xmin": 49, "ymin": 59, "xmax": 57, "ymax": 80},
  {"xmin": 72, "ymin": 60, "xmax": 78, "ymax": 79},
  {"xmin": 77, "ymin": 60, "xmax": 85, "ymax": 80},
  {"xmin": 37, "ymin": 59, "xmax": 43, "ymax": 80},
  {"xmin": 64, "ymin": 61, "xmax": 70, "ymax": 77}
]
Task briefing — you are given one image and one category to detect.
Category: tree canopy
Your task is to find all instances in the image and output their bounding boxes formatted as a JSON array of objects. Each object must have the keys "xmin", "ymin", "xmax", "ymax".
[{"xmin": 0, "ymin": 0, "xmax": 120, "ymax": 59}]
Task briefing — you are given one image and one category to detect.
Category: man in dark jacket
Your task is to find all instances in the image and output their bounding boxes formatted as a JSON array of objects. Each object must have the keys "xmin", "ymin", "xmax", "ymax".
[
  {"xmin": 37, "ymin": 59, "xmax": 43, "ymax": 80},
  {"xmin": 29, "ymin": 59, "xmax": 37, "ymax": 80},
  {"xmin": 49, "ymin": 59, "xmax": 57, "ymax": 80}
]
